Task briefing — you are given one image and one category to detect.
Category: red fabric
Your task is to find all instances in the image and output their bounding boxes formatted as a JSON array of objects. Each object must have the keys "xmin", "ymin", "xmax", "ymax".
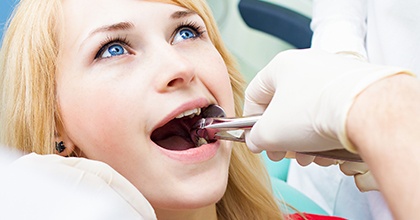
[{"xmin": 288, "ymin": 213, "xmax": 347, "ymax": 220}]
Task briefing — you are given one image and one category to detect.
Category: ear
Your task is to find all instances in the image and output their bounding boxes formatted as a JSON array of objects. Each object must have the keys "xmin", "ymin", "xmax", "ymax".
[
  {"xmin": 55, "ymin": 122, "xmax": 79, "ymax": 157},
  {"xmin": 54, "ymin": 134, "xmax": 77, "ymax": 157}
]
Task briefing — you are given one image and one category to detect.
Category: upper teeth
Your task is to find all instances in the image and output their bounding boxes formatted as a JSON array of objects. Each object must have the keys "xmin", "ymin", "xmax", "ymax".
[{"xmin": 175, "ymin": 108, "xmax": 201, "ymax": 119}]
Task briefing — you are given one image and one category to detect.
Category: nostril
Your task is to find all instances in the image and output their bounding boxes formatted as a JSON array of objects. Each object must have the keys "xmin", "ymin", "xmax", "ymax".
[{"xmin": 167, "ymin": 78, "xmax": 184, "ymax": 87}]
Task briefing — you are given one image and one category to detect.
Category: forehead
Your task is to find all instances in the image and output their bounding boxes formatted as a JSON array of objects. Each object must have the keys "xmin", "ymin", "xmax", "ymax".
[
  {"xmin": 62, "ymin": 0, "xmax": 187, "ymax": 25},
  {"xmin": 60, "ymin": 0, "xmax": 194, "ymax": 45}
]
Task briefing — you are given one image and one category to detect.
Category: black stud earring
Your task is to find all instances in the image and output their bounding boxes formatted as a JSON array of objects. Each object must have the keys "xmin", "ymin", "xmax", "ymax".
[{"xmin": 55, "ymin": 141, "xmax": 66, "ymax": 153}]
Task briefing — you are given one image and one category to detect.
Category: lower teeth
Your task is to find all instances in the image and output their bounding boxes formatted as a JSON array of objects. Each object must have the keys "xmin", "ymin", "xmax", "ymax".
[{"xmin": 196, "ymin": 137, "xmax": 208, "ymax": 147}]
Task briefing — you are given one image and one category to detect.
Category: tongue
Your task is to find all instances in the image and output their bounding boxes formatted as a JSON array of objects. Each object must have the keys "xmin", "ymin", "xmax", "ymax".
[{"xmin": 155, "ymin": 135, "xmax": 195, "ymax": 151}]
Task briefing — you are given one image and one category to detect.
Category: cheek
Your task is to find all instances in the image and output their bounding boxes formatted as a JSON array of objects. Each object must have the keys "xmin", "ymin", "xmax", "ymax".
[
  {"xmin": 57, "ymin": 83, "xmax": 137, "ymax": 156},
  {"xmin": 60, "ymin": 90, "xmax": 112, "ymax": 137},
  {"xmin": 202, "ymin": 53, "xmax": 235, "ymax": 116}
]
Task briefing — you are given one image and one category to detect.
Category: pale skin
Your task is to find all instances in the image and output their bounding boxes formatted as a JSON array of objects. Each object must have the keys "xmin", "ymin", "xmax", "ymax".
[
  {"xmin": 56, "ymin": 1, "xmax": 235, "ymax": 219},
  {"xmin": 347, "ymin": 74, "xmax": 420, "ymax": 219}
]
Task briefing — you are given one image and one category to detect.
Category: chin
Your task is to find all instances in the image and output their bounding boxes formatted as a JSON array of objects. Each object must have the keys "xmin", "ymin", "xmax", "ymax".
[
  {"xmin": 152, "ymin": 180, "xmax": 228, "ymax": 210},
  {"xmin": 147, "ymin": 154, "xmax": 230, "ymax": 211}
]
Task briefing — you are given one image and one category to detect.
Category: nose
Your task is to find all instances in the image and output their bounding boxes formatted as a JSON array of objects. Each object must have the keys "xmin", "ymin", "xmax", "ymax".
[{"xmin": 153, "ymin": 46, "xmax": 196, "ymax": 93}]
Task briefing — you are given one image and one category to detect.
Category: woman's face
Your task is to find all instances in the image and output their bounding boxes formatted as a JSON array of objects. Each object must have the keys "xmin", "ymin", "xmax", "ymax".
[{"xmin": 56, "ymin": 0, "xmax": 235, "ymax": 214}]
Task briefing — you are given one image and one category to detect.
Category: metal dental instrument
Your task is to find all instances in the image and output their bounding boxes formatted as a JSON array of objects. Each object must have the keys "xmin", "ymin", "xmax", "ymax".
[{"xmin": 190, "ymin": 105, "xmax": 363, "ymax": 162}]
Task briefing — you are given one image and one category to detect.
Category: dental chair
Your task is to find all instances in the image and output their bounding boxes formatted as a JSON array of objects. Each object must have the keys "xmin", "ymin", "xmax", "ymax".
[
  {"xmin": 237, "ymin": 0, "xmax": 328, "ymax": 215},
  {"xmin": 238, "ymin": 0, "xmax": 312, "ymax": 49}
]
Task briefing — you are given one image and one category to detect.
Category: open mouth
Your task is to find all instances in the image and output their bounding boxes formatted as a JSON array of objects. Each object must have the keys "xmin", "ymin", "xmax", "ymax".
[{"xmin": 151, "ymin": 107, "xmax": 214, "ymax": 151}]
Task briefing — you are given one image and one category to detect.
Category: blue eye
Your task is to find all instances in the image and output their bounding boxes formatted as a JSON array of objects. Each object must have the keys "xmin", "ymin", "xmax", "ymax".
[
  {"xmin": 179, "ymin": 28, "xmax": 196, "ymax": 39},
  {"xmin": 100, "ymin": 43, "xmax": 128, "ymax": 58},
  {"xmin": 173, "ymin": 27, "xmax": 197, "ymax": 44}
]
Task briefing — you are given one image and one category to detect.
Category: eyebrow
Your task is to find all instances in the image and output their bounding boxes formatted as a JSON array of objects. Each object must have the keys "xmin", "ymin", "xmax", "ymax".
[
  {"xmin": 87, "ymin": 10, "xmax": 196, "ymax": 37},
  {"xmin": 170, "ymin": 9, "xmax": 197, "ymax": 19},
  {"xmin": 89, "ymin": 21, "xmax": 135, "ymax": 36},
  {"xmin": 81, "ymin": 10, "xmax": 198, "ymax": 49}
]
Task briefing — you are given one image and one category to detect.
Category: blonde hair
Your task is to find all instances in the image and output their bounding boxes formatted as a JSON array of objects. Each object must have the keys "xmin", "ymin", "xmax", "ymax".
[
  {"xmin": 0, "ymin": 0, "xmax": 284, "ymax": 219},
  {"xmin": 0, "ymin": 0, "xmax": 63, "ymax": 154}
]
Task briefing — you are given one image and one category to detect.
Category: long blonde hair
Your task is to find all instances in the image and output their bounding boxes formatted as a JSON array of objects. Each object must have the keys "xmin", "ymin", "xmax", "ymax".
[
  {"xmin": 0, "ymin": 0, "xmax": 63, "ymax": 154},
  {"xmin": 0, "ymin": 0, "xmax": 284, "ymax": 219}
]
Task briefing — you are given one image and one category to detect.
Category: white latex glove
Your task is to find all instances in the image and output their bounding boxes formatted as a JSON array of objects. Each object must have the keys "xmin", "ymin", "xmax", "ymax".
[
  {"xmin": 0, "ymin": 153, "xmax": 156, "ymax": 220},
  {"xmin": 244, "ymin": 49, "xmax": 412, "ymax": 159}
]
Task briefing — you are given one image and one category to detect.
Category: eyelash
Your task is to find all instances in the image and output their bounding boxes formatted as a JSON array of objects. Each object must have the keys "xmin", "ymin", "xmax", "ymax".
[
  {"xmin": 173, "ymin": 21, "xmax": 206, "ymax": 40},
  {"xmin": 94, "ymin": 21, "xmax": 206, "ymax": 60},
  {"xmin": 95, "ymin": 35, "xmax": 131, "ymax": 59}
]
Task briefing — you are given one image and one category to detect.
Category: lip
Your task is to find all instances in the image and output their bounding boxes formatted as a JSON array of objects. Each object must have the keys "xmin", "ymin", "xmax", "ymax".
[
  {"xmin": 154, "ymin": 141, "xmax": 221, "ymax": 164},
  {"xmin": 151, "ymin": 98, "xmax": 220, "ymax": 163}
]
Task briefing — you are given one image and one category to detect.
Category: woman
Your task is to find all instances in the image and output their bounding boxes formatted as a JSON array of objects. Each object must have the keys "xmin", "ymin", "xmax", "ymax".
[
  {"xmin": 0, "ymin": 0, "xmax": 284, "ymax": 219},
  {"xmin": 0, "ymin": 0, "xmax": 343, "ymax": 219}
]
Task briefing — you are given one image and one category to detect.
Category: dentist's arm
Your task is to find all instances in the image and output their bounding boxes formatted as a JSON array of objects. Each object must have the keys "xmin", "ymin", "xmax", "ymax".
[
  {"xmin": 311, "ymin": 0, "xmax": 367, "ymax": 59},
  {"xmin": 346, "ymin": 74, "xmax": 420, "ymax": 219}
]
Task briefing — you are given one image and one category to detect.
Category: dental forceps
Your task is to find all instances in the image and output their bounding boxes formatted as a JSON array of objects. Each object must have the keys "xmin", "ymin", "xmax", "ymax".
[
  {"xmin": 190, "ymin": 105, "xmax": 363, "ymax": 162},
  {"xmin": 192, "ymin": 115, "xmax": 261, "ymax": 142}
]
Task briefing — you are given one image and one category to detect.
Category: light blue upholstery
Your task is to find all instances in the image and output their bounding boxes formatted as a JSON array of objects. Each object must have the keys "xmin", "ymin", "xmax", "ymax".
[
  {"xmin": 262, "ymin": 152, "xmax": 290, "ymax": 182},
  {"xmin": 271, "ymin": 177, "xmax": 328, "ymax": 215},
  {"xmin": 262, "ymin": 153, "xmax": 327, "ymax": 215}
]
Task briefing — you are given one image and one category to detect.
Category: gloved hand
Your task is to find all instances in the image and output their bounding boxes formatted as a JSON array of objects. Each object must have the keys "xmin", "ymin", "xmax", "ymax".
[
  {"xmin": 0, "ymin": 153, "xmax": 156, "ymax": 220},
  {"xmin": 244, "ymin": 49, "xmax": 412, "ymax": 160}
]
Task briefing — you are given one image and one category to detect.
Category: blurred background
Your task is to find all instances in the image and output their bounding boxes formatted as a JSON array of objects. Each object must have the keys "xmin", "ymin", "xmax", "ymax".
[
  {"xmin": 206, "ymin": 0, "xmax": 312, "ymax": 81},
  {"xmin": 0, "ymin": 0, "xmax": 16, "ymax": 39},
  {"xmin": 0, "ymin": 0, "xmax": 312, "ymax": 81}
]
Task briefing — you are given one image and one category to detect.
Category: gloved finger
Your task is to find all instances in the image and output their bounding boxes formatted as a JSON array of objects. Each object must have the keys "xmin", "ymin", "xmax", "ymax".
[
  {"xmin": 354, "ymin": 171, "xmax": 379, "ymax": 192},
  {"xmin": 339, "ymin": 161, "xmax": 378, "ymax": 192},
  {"xmin": 285, "ymin": 151, "xmax": 297, "ymax": 158},
  {"xmin": 244, "ymin": 130, "xmax": 263, "ymax": 153},
  {"xmin": 335, "ymin": 51, "xmax": 368, "ymax": 62},
  {"xmin": 295, "ymin": 153, "xmax": 315, "ymax": 166},
  {"xmin": 243, "ymin": 68, "xmax": 275, "ymax": 116},
  {"xmin": 313, "ymin": 157, "xmax": 340, "ymax": 167},
  {"xmin": 339, "ymin": 161, "xmax": 369, "ymax": 175},
  {"xmin": 266, "ymin": 151, "xmax": 287, "ymax": 161}
]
